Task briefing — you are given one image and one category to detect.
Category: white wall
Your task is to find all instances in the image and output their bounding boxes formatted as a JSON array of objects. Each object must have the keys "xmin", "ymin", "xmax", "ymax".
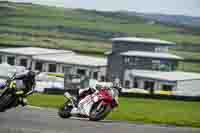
[
  {"xmin": 0, "ymin": 54, "xmax": 6, "ymax": 63},
  {"xmin": 123, "ymin": 70, "xmax": 132, "ymax": 88},
  {"xmin": 176, "ymin": 79, "xmax": 200, "ymax": 96},
  {"xmin": 99, "ymin": 66, "xmax": 107, "ymax": 81}
]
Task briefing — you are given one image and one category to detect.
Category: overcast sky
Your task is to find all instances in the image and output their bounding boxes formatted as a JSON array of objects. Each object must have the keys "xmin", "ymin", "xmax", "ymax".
[{"xmin": 7, "ymin": 0, "xmax": 200, "ymax": 17}]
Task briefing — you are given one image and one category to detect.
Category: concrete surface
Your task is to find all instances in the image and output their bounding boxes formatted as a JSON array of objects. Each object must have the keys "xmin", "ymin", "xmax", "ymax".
[{"xmin": 0, "ymin": 107, "xmax": 199, "ymax": 133}]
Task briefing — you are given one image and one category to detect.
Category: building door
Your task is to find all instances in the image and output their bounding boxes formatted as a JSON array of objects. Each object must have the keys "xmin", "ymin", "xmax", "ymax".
[
  {"xmin": 48, "ymin": 64, "xmax": 57, "ymax": 73},
  {"xmin": 133, "ymin": 78, "xmax": 138, "ymax": 88},
  {"xmin": 35, "ymin": 62, "xmax": 43, "ymax": 71},
  {"xmin": 144, "ymin": 81, "xmax": 155, "ymax": 94},
  {"xmin": 20, "ymin": 58, "xmax": 28, "ymax": 68},
  {"xmin": 93, "ymin": 72, "xmax": 98, "ymax": 80},
  {"xmin": 162, "ymin": 84, "xmax": 173, "ymax": 91}
]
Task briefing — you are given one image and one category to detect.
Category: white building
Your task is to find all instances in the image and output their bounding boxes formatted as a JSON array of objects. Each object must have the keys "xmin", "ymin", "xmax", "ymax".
[
  {"xmin": 0, "ymin": 47, "xmax": 73, "ymax": 70},
  {"xmin": 108, "ymin": 37, "xmax": 200, "ymax": 97},
  {"xmin": 124, "ymin": 69, "xmax": 200, "ymax": 97},
  {"xmin": 34, "ymin": 53, "xmax": 107, "ymax": 81},
  {"xmin": 0, "ymin": 47, "xmax": 107, "ymax": 81}
]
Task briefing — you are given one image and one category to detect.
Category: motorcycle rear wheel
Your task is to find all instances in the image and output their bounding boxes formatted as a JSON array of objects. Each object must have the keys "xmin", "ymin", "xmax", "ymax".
[
  {"xmin": 58, "ymin": 101, "xmax": 72, "ymax": 119},
  {"xmin": 89, "ymin": 101, "xmax": 111, "ymax": 121}
]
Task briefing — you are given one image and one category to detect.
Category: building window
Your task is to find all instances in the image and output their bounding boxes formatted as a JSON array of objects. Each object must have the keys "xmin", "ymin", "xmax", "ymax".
[
  {"xmin": 48, "ymin": 64, "xmax": 57, "ymax": 73},
  {"xmin": 125, "ymin": 80, "xmax": 130, "ymax": 88},
  {"xmin": 20, "ymin": 58, "xmax": 28, "ymax": 67},
  {"xmin": 35, "ymin": 62, "xmax": 43, "ymax": 71},
  {"xmin": 7, "ymin": 56, "xmax": 15, "ymax": 65},
  {"xmin": 152, "ymin": 60, "xmax": 161, "ymax": 70},
  {"xmin": 124, "ymin": 57, "xmax": 130, "ymax": 64},
  {"xmin": 144, "ymin": 81, "xmax": 155, "ymax": 90},
  {"xmin": 155, "ymin": 47, "xmax": 168, "ymax": 53},
  {"xmin": 162, "ymin": 84, "xmax": 173, "ymax": 91},
  {"xmin": 77, "ymin": 69, "xmax": 86, "ymax": 76},
  {"xmin": 133, "ymin": 57, "xmax": 140, "ymax": 66},
  {"xmin": 152, "ymin": 60, "xmax": 176, "ymax": 72},
  {"xmin": 93, "ymin": 72, "xmax": 98, "ymax": 80}
]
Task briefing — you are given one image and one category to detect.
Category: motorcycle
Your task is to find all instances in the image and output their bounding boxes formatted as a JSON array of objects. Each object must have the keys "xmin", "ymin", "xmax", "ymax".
[
  {"xmin": 0, "ymin": 68, "xmax": 39, "ymax": 112},
  {"xmin": 58, "ymin": 86, "xmax": 119, "ymax": 121}
]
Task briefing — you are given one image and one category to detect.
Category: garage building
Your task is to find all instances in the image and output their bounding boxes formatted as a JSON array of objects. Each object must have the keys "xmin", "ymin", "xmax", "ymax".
[{"xmin": 124, "ymin": 69, "xmax": 200, "ymax": 97}]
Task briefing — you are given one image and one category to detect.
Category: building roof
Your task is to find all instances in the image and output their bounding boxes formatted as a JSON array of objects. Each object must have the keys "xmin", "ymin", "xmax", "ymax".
[
  {"xmin": 120, "ymin": 51, "xmax": 183, "ymax": 60},
  {"xmin": 0, "ymin": 47, "xmax": 73, "ymax": 56},
  {"xmin": 111, "ymin": 37, "xmax": 176, "ymax": 45},
  {"xmin": 127, "ymin": 69, "xmax": 200, "ymax": 81},
  {"xmin": 33, "ymin": 54, "xmax": 107, "ymax": 67}
]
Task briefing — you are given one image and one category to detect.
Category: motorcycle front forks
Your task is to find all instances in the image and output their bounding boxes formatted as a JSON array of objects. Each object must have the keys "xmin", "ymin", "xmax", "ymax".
[{"xmin": 96, "ymin": 101, "xmax": 103, "ymax": 111}]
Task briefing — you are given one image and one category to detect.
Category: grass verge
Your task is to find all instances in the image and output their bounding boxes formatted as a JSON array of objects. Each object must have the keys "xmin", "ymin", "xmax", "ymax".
[{"xmin": 27, "ymin": 93, "xmax": 200, "ymax": 128}]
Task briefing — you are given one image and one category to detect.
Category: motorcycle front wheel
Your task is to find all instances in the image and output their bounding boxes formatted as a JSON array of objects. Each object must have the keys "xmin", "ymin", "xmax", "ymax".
[
  {"xmin": 58, "ymin": 101, "xmax": 72, "ymax": 119},
  {"xmin": 89, "ymin": 101, "xmax": 111, "ymax": 121}
]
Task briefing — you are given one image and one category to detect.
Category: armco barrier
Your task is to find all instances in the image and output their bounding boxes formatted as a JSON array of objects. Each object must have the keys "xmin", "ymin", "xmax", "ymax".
[
  {"xmin": 42, "ymin": 88, "xmax": 200, "ymax": 101},
  {"xmin": 43, "ymin": 88, "xmax": 65, "ymax": 95}
]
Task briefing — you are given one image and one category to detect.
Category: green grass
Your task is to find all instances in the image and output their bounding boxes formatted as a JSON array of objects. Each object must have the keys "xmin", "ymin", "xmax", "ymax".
[
  {"xmin": 171, "ymin": 50, "xmax": 200, "ymax": 60},
  {"xmin": 178, "ymin": 62, "xmax": 200, "ymax": 73},
  {"xmin": 0, "ymin": 34, "xmax": 111, "ymax": 54},
  {"xmin": 169, "ymin": 50, "xmax": 200, "ymax": 73},
  {"xmin": 1, "ymin": 1, "xmax": 200, "ymax": 44},
  {"xmin": 28, "ymin": 93, "xmax": 200, "ymax": 128},
  {"xmin": 0, "ymin": 1, "xmax": 200, "ymax": 46},
  {"xmin": 28, "ymin": 93, "xmax": 65, "ymax": 108},
  {"xmin": 153, "ymin": 34, "xmax": 200, "ymax": 45}
]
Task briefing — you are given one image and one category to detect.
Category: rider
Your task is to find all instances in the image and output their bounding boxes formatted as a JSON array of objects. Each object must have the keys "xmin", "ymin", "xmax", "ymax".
[
  {"xmin": 74, "ymin": 87, "xmax": 96, "ymax": 107},
  {"xmin": 74, "ymin": 82, "xmax": 115, "ymax": 107}
]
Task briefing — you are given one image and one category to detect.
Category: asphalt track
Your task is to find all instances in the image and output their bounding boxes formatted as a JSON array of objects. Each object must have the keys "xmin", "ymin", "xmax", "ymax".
[{"xmin": 0, "ymin": 107, "xmax": 199, "ymax": 133}]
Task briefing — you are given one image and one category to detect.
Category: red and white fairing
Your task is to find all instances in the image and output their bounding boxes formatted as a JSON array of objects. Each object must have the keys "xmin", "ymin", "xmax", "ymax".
[{"xmin": 71, "ymin": 88, "xmax": 118, "ymax": 116}]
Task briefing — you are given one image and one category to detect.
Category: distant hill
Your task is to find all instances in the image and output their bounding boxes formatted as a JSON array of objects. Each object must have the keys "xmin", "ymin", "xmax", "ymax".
[
  {"xmin": 0, "ymin": 1, "xmax": 200, "ymax": 55},
  {"xmin": 125, "ymin": 11, "xmax": 200, "ymax": 28}
]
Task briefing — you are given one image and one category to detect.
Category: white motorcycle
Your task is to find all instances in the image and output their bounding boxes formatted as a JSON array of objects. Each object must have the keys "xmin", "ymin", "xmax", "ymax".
[{"xmin": 58, "ymin": 87, "xmax": 119, "ymax": 121}]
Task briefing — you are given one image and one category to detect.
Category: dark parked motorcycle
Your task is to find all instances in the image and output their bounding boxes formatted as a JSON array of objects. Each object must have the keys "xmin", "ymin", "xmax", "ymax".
[{"xmin": 0, "ymin": 68, "xmax": 39, "ymax": 112}]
